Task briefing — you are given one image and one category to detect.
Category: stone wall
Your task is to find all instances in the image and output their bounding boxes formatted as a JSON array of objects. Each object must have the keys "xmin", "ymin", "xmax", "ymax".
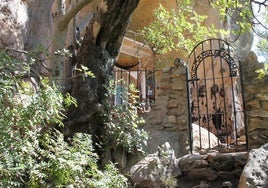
[
  {"xmin": 178, "ymin": 152, "xmax": 248, "ymax": 188},
  {"xmin": 143, "ymin": 62, "xmax": 189, "ymax": 157},
  {"xmin": 144, "ymin": 51, "xmax": 268, "ymax": 155},
  {"xmin": 241, "ymin": 52, "xmax": 268, "ymax": 150},
  {"xmin": 127, "ymin": 141, "xmax": 248, "ymax": 188}
]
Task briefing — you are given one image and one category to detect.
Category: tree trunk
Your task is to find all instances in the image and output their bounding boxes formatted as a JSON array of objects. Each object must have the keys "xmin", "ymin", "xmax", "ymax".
[
  {"xmin": 0, "ymin": 0, "xmax": 139, "ymax": 161},
  {"xmin": 64, "ymin": 0, "xmax": 139, "ymax": 158}
]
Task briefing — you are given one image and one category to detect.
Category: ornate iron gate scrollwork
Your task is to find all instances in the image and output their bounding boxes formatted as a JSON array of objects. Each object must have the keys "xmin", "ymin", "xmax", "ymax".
[{"xmin": 187, "ymin": 39, "xmax": 247, "ymax": 153}]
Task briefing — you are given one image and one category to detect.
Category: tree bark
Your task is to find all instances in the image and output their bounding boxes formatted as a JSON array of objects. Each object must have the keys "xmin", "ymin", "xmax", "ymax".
[
  {"xmin": 58, "ymin": 0, "xmax": 95, "ymax": 30},
  {"xmin": 65, "ymin": 0, "xmax": 139, "ymax": 159},
  {"xmin": 96, "ymin": 0, "xmax": 140, "ymax": 57}
]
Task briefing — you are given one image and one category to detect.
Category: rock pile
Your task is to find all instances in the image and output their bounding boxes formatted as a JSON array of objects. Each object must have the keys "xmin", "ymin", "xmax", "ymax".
[
  {"xmin": 178, "ymin": 152, "xmax": 247, "ymax": 188},
  {"xmin": 128, "ymin": 148, "xmax": 248, "ymax": 187},
  {"xmin": 128, "ymin": 142, "xmax": 181, "ymax": 188}
]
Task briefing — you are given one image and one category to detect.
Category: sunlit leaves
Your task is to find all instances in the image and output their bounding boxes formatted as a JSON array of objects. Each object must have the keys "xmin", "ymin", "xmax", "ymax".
[
  {"xmin": 211, "ymin": 0, "xmax": 258, "ymax": 36},
  {"xmin": 256, "ymin": 35, "xmax": 268, "ymax": 54},
  {"xmin": 64, "ymin": 93, "xmax": 78, "ymax": 107},
  {"xmin": 256, "ymin": 63, "xmax": 268, "ymax": 79},
  {"xmin": 0, "ymin": 50, "xmax": 128, "ymax": 187},
  {"xmin": 76, "ymin": 64, "xmax": 95, "ymax": 80},
  {"xmin": 54, "ymin": 48, "xmax": 72, "ymax": 57},
  {"xmin": 141, "ymin": 3, "xmax": 225, "ymax": 54},
  {"xmin": 0, "ymin": 50, "xmax": 69, "ymax": 186}
]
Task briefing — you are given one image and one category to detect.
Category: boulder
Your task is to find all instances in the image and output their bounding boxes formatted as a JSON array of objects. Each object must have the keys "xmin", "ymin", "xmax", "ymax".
[
  {"xmin": 239, "ymin": 143, "xmax": 268, "ymax": 188},
  {"xmin": 129, "ymin": 142, "xmax": 181, "ymax": 188},
  {"xmin": 178, "ymin": 154, "xmax": 208, "ymax": 173},
  {"xmin": 192, "ymin": 123, "xmax": 219, "ymax": 151}
]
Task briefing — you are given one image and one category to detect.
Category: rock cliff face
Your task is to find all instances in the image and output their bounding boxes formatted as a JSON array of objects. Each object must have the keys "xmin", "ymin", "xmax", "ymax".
[
  {"xmin": 0, "ymin": 0, "xmax": 29, "ymax": 49},
  {"xmin": 192, "ymin": 123, "xmax": 219, "ymax": 150}
]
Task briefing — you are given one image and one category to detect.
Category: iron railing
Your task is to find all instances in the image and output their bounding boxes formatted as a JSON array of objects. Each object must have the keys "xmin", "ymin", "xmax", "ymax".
[{"xmin": 113, "ymin": 67, "xmax": 160, "ymax": 112}]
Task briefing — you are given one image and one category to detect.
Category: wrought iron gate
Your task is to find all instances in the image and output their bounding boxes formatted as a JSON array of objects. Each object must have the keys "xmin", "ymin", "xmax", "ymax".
[{"xmin": 187, "ymin": 39, "xmax": 247, "ymax": 153}]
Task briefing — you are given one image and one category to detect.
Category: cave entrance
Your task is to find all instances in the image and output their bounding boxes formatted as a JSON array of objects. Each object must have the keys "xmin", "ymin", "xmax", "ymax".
[{"xmin": 187, "ymin": 39, "xmax": 247, "ymax": 153}]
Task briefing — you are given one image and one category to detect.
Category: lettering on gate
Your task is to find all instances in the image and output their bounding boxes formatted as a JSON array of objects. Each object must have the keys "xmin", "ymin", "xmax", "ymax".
[{"xmin": 191, "ymin": 49, "xmax": 237, "ymax": 79}]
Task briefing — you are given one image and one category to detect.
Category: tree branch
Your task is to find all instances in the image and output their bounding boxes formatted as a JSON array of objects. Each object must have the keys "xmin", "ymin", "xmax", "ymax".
[
  {"xmin": 250, "ymin": 1, "xmax": 268, "ymax": 33},
  {"xmin": 0, "ymin": 46, "xmax": 29, "ymax": 54},
  {"xmin": 58, "ymin": 0, "xmax": 95, "ymax": 30},
  {"xmin": 95, "ymin": 0, "xmax": 139, "ymax": 57}
]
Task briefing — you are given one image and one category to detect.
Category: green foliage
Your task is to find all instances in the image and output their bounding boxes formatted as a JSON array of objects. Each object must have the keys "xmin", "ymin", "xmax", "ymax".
[
  {"xmin": 255, "ymin": 37, "xmax": 268, "ymax": 78},
  {"xmin": 256, "ymin": 63, "xmax": 268, "ymax": 79},
  {"xmin": 104, "ymin": 81, "xmax": 148, "ymax": 154},
  {"xmin": 25, "ymin": 131, "xmax": 99, "ymax": 187},
  {"xmin": 54, "ymin": 48, "xmax": 72, "ymax": 57},
  {"xmin": 55, "ymin": 48, "xmax": 95, "ymax": 80},
  {"xmin": 140, "ymin": 2, "xmax": 225, "ymax": 54},
  {"xmin": 26, "ymin": 130, "xmax": 129, "ymax": 188},
  {"xmin": 0, "ymin": 50, "xmax": 67, "ymax": 187},
  {"xmin": 88, "ymin": 163, "xmax": 129, "ymax": 188},
  {"xmin": 211, "ymin": 0, "xmax": 253, "ymax": 35},
  {"xmin": 161, "ymin": 177, "xmax": 177, "ymax": 187},
  {"xmin": 249, "ymin": 5, "xmax": 268, "ymax": 78},
  {"xmin": 76, "ymin": 64, "xmax": 96, "ymax": 80},
  {"xmin": 0, "ymin": 50, "xmax": 129, "ymax": 187}
]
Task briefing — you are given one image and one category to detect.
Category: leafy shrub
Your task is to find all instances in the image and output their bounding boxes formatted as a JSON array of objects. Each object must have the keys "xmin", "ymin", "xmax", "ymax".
[
  {"xmin": 88, "ymin": 163, "xmax": 129, "ymax": 188},
  {"xmin": 0, "ymin": 49, "xmax": 68, "ymax": 187},
  {"xmin": 26, "ymin": 130, "xmax": 129, "ymax": 188},
  {"xmin": 104, "ymin": 81, "xmax": 148, "ymax": 154},
  {"xmin": 0, "ymin": 49, "xmax": 129, "ymax": 187}
]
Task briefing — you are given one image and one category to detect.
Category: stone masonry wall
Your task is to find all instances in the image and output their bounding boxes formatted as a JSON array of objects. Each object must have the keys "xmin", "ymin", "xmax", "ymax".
[
  {"xmin": 144, "ymin": 51, "xmax": 268, "ymax": 156},
  {"xmin": 128, "ymin": 52, "xmax": 268, "ymax": 187},
  {"xmin": 143, "ymin": 62, "xmax": 189, "ymax": 157},
  {"xmin": 241, "ymin": 52, "xmax": 268, "ymax": 150},
  {"xmin": 178, "ymin": 152, "xmax": 248, "ymax": 188}
]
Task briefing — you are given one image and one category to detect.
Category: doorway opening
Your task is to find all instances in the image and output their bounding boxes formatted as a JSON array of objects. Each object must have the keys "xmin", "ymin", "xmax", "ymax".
[{"xmin": 187, "ymin": 39, "xmax": 247, "ymax": 153}]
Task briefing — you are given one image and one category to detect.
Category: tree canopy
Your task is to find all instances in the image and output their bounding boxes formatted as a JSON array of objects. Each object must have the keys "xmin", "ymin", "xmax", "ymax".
[
  {"xmin": 140, "ymin": 0, "xmax": 268, "ymax": 71},
  {"xmin": 141, "ymin": 1, "xmax": 226, "ymax": 55}
]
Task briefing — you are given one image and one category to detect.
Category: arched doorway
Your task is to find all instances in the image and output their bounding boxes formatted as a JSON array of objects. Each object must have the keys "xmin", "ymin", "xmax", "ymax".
[{"xmin": 187, "ymin": 39, "xmax": 247, "ymax": 153}]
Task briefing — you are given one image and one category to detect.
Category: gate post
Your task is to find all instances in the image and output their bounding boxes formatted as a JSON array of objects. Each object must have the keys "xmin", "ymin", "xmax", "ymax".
[
  {"xmin": 186, "ymin": 64, "xmax": 193, "ymax": 154},
  {"xmin": 175, "ymin": 58, "xmax": 193, "ymax": 154}
]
